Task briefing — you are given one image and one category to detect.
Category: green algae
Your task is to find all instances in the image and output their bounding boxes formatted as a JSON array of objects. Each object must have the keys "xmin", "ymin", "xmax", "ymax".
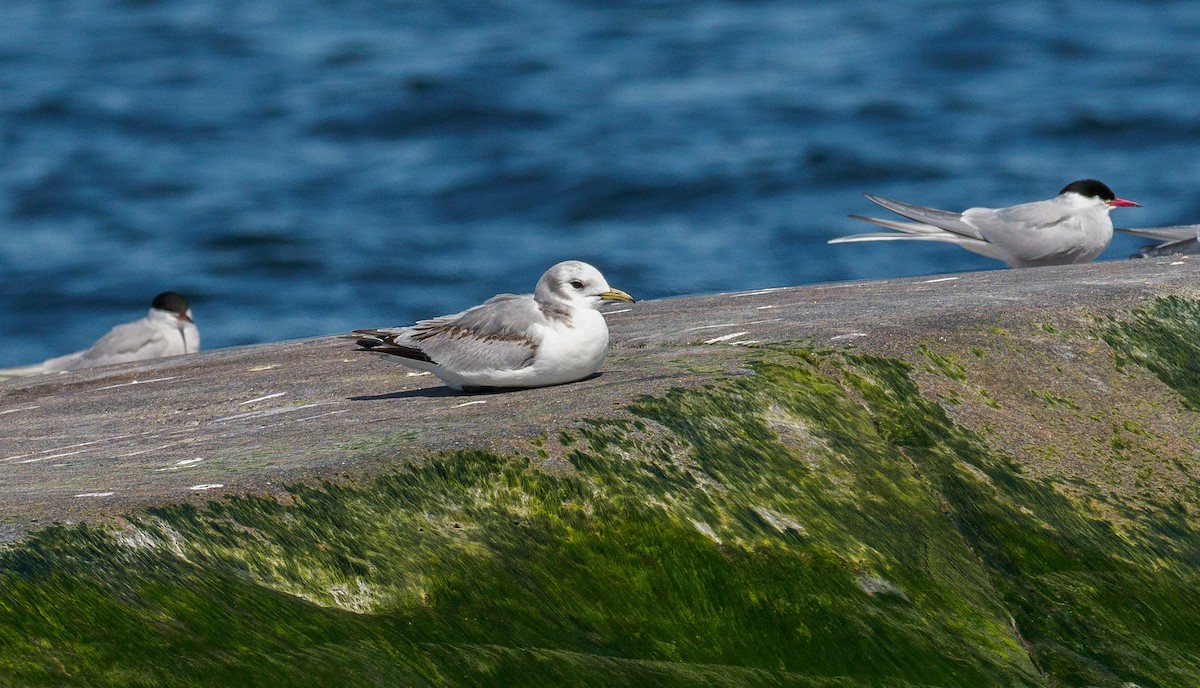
[
  {"xmin": 1103, "ymin": 295, "xmax": 1200, "ymax": 410},
  {"xmin": 1033, "ymin": 391, "xmax": 1080, "ymax": 410},
  {"xmin": 2, "ymin": 335, "xmax": 1200, "ymax": 685},
  {"xmin": 918, "ymin": 342, "xmax": 968, "ymax": 381},
  {"xmin": 977, "ymin": 387, "xmax": 1001, "ymax": 409}
]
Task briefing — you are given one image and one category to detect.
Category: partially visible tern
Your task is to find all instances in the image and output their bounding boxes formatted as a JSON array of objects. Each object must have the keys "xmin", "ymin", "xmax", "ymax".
[
  {"xmin": 0, "ymin": 291, "xmax": 199, "ymax": 378},
  {"xmin": 829, "ymin": 179, "xmax": 1140, "ymax": 268},
  {"xmin": 1115, "ymin": 223, "xmax": 1200, "ymax": 258}
]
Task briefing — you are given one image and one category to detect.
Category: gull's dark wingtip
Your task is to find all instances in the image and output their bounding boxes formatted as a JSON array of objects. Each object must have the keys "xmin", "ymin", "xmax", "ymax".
[{"xmin": 351, "ymin": 332, "xmax": 436, "ymax": 364}]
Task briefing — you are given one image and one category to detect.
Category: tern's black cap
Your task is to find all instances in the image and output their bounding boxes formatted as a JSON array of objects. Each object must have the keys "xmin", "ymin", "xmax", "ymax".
[
  {"xmin": 151, "ymin": 291, "xmax": 190, "ymax": 315},
  {"xmin": 1059, "ymin": 179, "xmax": 1116, "ymax": 201}
]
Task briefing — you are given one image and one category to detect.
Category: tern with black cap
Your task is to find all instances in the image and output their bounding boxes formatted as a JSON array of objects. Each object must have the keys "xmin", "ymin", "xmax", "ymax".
[
  {"xmin": 829, "ymin": 179, "xmax": 1140, "ymax": 268},
  {"xmin": 0, "ymin": 291, "xmax": 200, "ymax": 378}
]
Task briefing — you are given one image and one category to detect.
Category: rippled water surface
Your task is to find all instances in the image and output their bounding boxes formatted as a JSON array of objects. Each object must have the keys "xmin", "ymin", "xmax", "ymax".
[{"xmin": 2, "ymin": 0, "xmax": 1199, "ymax": 364}]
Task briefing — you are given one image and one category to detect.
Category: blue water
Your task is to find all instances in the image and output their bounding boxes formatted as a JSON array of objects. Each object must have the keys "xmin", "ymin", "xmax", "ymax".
[{"xmin": 3, "ymin": 0, "xmax": 1200, "ymax": 366}]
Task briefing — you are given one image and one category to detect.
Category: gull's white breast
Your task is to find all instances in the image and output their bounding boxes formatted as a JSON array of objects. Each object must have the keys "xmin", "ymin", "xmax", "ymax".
[{"xmin": 527, "ymin": 308, "xmax": 610, "ymax": 385}]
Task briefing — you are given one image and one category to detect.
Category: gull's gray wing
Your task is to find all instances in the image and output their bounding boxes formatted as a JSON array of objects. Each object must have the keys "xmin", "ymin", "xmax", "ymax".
[
  {"xmin": 481, "ymin": 292, "xmax": 522, "ymax": 304},
  {"xmin": 356, "ymin": 294, "xmax": 543, "ymax": 372}
]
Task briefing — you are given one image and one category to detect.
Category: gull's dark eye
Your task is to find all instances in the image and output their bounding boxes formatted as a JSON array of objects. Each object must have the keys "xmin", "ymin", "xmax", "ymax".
[{"xmin": 569, "ymin": 279, "xmax": 585, "ymax": 290}]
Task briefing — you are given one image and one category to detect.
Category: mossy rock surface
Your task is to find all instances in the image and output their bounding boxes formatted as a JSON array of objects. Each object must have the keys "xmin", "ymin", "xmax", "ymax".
[{"xmin": 2, "ymin": 260, "xmax": 1200, "ymax": 686}]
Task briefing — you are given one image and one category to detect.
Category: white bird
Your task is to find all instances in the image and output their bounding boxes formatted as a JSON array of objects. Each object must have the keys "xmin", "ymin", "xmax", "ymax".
[
  {"xmin": 1115, "ymin": 224, "xmax": 1200, "ymax": 257},
  {"xmin": 353, "ymin": 261, "xmax": 635, "ymax": 392},
  {"xmin": 0, "ymin": 291, "xmax": 200, "ymax": 379},
  {"xmin": 828, "ymin": 179, "xmax": 1140, "ymax": 268}
]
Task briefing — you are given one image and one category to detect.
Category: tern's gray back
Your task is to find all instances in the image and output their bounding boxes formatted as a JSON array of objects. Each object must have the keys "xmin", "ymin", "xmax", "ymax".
[
  {"xmin": 73, "ymin": 317, "xmax": 176, "ymax": 368},
  {"xmin": 984, "ymin": 198, "xmax": 1075, "ymax": 234}
]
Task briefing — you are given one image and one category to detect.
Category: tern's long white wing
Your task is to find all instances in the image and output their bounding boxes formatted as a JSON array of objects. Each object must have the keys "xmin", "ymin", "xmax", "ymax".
[
  {"xmin": 356, "ymin": 294, "xmax": 543, "ymax": 372},
  {"xmin": 864, "ymin": 194, "xmax": 987, "ymax": 241},
  {"xmin": 0, "ymin": 360, "xmax": 60, "ymax": 378},
  {"xmin": 834, "ymin": 215, "xmax": 990, "ymax": 243}
]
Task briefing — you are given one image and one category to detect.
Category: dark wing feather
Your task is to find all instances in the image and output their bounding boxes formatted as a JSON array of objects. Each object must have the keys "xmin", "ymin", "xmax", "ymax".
[{"xmin": 354, "ymin": 332, "xmax": 434, "ymax": 363}]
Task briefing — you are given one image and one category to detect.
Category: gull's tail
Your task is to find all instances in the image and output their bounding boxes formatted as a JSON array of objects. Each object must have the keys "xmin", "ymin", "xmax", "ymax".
[{"xmin": 352, "ymin": 329, "xmax": 435, "ymax": 364}]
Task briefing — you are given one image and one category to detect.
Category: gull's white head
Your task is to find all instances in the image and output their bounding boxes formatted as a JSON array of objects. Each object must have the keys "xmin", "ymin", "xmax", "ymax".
[
  {"xmin": 1058, "ymin": 179, "xmax": 1139, "ymax": 214},
  {"xmin": 535, "ymin": 261, "xmax": 635, "ymax": 310}
]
